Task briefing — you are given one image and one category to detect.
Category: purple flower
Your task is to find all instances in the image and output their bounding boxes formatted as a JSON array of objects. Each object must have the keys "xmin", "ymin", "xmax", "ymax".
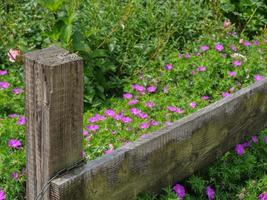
[
  {"xmin": 243, "ymin": 41, "xmax": 251, "ymax": 46},
  {"xmin": 12, "ymin": 88, "xmax": 23, "ymax": 95},
  {"xmin": 104, "ymin": 109, "xmax": 116, "ymax": 117},
  {"xmin": 167, "ymin": 106, "xmax": 184, "ymax": 113},
  {"xmin": 222, "ymin": 92, "xmax": 230, "ymax": 98},
  {"xmin": 163, "ymin": 86, "xmax": 168, "ymax": 93},
  {"xmin": 191, "ymin": 70, "xmax": 196, "ymax": 75},
  {"xmin": 128, "ymin": 99, "xmax": 139, "ymax": 105},
  {"xmin": 105, "ymin": 144, "xmax": 114, "ymax": 155},
  {"xmin": 185, "ymin": 53, "xmax": 191, "ymax": 58},
  {"xmin": 121, "ymin": 116, "xmax": 132, "ymax": 124},
  {"xmin": 150, "ymin": 120, "xmax": 159, "ymax": 126},
  {"xmin": 201, "ymin": 96, "xmax": 209, "ymax": 100},
  {"xmin": 197, "ymin": 66, "xmax": 206, "ymax": 72},
  {"xmin": 173, "ymin": 183, "xmax": 186, "ymax": 199},
  {"xmin": 178, "ymin": 54, "xmax": 183, "ymax": 58},
  {"xmin": 17, "ymin": 116, "xmax": 26, "ymax": 125},
  {"xmin": 0, "ymin": 82, "xmax": 10, "ymax": 89},
  {"xmin": 8, "ymin": 114, "xmax": 19, "ymax": 118},
  {"xmin": 253, "ymin": 40, "xmax": 260, "ymax": 46},
  {"xmin": 139, "ymin": 122, "xmax": 150, "ymax": 129},
  {"xmin": 88, "ymin": 114, "xmax": 106, "ymax": 123},
  {"xmin": 165, "ymin": 64, "xmax": 173, "ymax": 70},
  {"xmin": 206, "ymin": 186, "xmax": 215, "ymax": 200},
  {"xmin": 141, "ymin": 134, "xmax": 149, "ymax": 139},
  {"xmin": 0, "ymin": 70, "xmax": 8, "ymax": 76},
  {"xmin": 123, "ymin": 93, "xmax": 133, "ymax": 99},
  {"xmin": 254, "ymin": 74, "xmax": 264, "ymax": 82},
  {"xmin": 251, "ymin": 135, "xmax": 258, "ymax": 143},
  {"xmin": 11, "ymin": 172, "xmax": 19, "ymax": 180},
  {"xmin": 258, "ymin": 192, "xmax": 267, "ymax": 200},
  {"xmin": 130, "ymin": 108, "xmax": 141, "ymax": 115},
  {"xmin": 87, "ymin": 124, "xmax": 99, "ymax": 132},
  {"xmin": 228, "ymin": 71, "xmax": 237, "ymax": 77},
  {"xmin": 235, "ymin": 144, "xmax": 245, "ymax": 156},
  {"xmin": 264, "ymin": 136, "xmax": 267, "ymax": 144},
  {"xmin": 189, "ymin": 102, "xmax": 197, "ymax": 108},
  {"xmin": 137, "ymin": 112, "xmax": 148, "ymax": 119},
  {"xmin": 147, "ymin": 85, "xmax": 157, "ymax": 93},
  {"xmin": 114, "ymin": 113, "xmax": 124, "ymax": 121},
  {"xmin": 215, "ymin": 43, "xmax": 224, "ymax": 52},
  {"xmin": 200, "ymin": 45, "xmax": 209, "ymax": 51},
  {"xmin": 8, "ymin": 139, "xmax": 22, "ymax": 149},
  {"xmin": 230, "ymin": 45, "xmax": 237, "ymax": 52},
  {"xmin": 232, "ymin": 60, "xmax": 242, "ymax": 67},
  {"xmin": 0, "ymin": 189, "xmax": 5, "ymax": 200},
  {"xmin": 145, "ymin": 101, "xmax": 155, "ymax": 108},
  {"xmin": 83, "ymin": 131, "xmax": 89, "ymax": 136},
  {"xmin": 242, "ymin": 141, "xmax": 251, "ymax": 148},
  {"xmin": 132, "ymin": 84, "xmax": 145, "ymax": 93}
]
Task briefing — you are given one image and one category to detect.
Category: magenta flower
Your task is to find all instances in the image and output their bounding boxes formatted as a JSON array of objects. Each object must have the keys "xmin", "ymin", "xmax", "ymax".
[
  {"xmin": 123, "ymin": 93, "xmax": 133, "ymax": 99},
  {"xmin": 200, "ymin": 45, "xmax": 209, "ymax": 51},
  {"xmin": 128, "ymin": 99, "xmax": 139, "ymax": 105},
  {"xmin": 201, "ymin": 96, "xmax": 209, "ymax": 100},
  {"xmin": 12, "ymin": 88, "xmax": 23, "ymax": 95},
  {"xmin": 253, "ymin": 40, "xmax": 260, "ymax": 46},
  {"xmin": 104, "ymin": 109, "xmax": 116, "ymax": 117},
  {"xmin": 232, "ymin": 60, "xmax": 242, "ymax": 67},
  {"xmin": 150, "ymin": 120, "xmax": 159, "ymax": 126},
  {"xmin": 215, "ymin": 43, "xmax": 224, "ymax": 52},
  {"xmin": 0, "ymin": 189, "xmax": 5, "ymax": 200},
  {"xmin": 190, "ymin": 102, "xmax": 197, "ymax": 108},
  {"xmin": 258, "ymin": 192, "xmax": 267, "ymax": 200},
  {"xmin": 8, "ymin": 114, "xmax": 19, "ymax": 118},
  {"xmin": 88, "ymin": 114, "xmax": 106, "ymax": 123},
  {"xmin": 145, "ymin": 101, "xmax": 155, "ymax": 108},
  {"xmin": 8, "ymin": 49, "xmax": 20, "ymax": 62},
  {"xmin": 222, "ymin": 92, "xmax": 230, "ymax": 98},
  {"xmin": 121, "ymin": 116, "xmax": 132, "ymax": 124},
  {"xmin": 191, "ymin": 70, "xmax": 196, "ymax": 75},
  {"xmin": 17, "ymin": 116, "xmax": 26, "ymax": 125},
  {"xmin": 173, "ymin": 183, "xmax": 186, "ymax": 199},
  {"xmin": 167, "ymin": 106, "xmax": 178, "ymax": 112},
  {"xmin": 0, "ymin": 70, "xmax": 8, "ymax": 76},
  {"xmin": 114, "ymin": 113, "xmax": 124, "ymax": 121},
  {"xmin": 178, "ymin": 54, "xmax": 183, "ymax": 58},
  {"xmin": 137, "ymin": 112, "xmax": 148, "ymax": 119},
  {"xmin": 147, "ymin": 85, "xmax": 157, "ymax": 93},
  {"xmin": 206, "ymin": 186, "xmax": 215, "ymax": 200},
  {"xmin": 87, "ymin": 124, "xmax": 99, "ymax": 132},
  {"xmin": 197, "ymin": 66, "xmax": 206, "ymax": 72},
  {"xmin": 224, "ymin": 20, "xmax": 231, "ymax": 28},
  {"xmin": 254, "ymin": 74, "xmax": 264, "ymax": 82},
  {"xmin": 139, "ymin": 122, "xmax": 150, "ymax": 129},
  {"xmin": 185, "ymin": 53, "xmax": 191, "ymax": 58},
  {"xmin": 264, "ymin": 136, "xmax": 267, "ymax": 144},
  {"xmin": 230, "ymin": 45, "xmax": 237, "ymax": 52},
  {"xmin": 130, "ymin": 108, "xmax": 141, "ymax": 115},
  {"xmin": 8, "ymin": 139, "xmax": 22, "ymax": 149},
  {"xmin": 0, "ymin": 82, "xmax": 10, "ymax": 89},
  {"xmin": 11, "ymin": 172, "xmax": 19, "ymax": 180},
  {"xmin": 235, "ymin": 144, "xmax": 245, "ymax": 156},
  {"xmin": 228, "ymin": 71, "xmax": 237, "ymax": 77},
  {"xmin": 105, "ymin": 144, "xmax": 114, "ymax": 155},
  {"xmin": 132, "ymin": 84, "xmax": 146, "ymax": 93},
  {"xmin": 243, "ymin": 41, "xmax": 251, "ymax": 46},
  {"xmin": 165, "ymin": 64, "xmax": 173, "ymax": 70},
  {"xmin": 251, "ymin": 135, "xmax": 258, "ymax": 143},
  {"xmin": 242, "ymin": 141, "xmax": 251, "ymax": 148},
  {"xmin": 83, "ymin": 131, "xmax": 89, "ymax": 136}
]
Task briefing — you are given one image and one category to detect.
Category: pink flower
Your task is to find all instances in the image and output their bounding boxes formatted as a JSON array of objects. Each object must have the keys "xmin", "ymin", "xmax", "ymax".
[
  {"xmin": 8, "ymin": 114, "xmax": 19, "ymax": 118},
  {"xmin": 150, "ymin": 120, "xmax": 159, "ymax": 126},
  {"xmin": 228, "ymin": 71, "xmax": 237, "ymax": 77},
  {"xmin": 200, "ymin": 45, "xmax": 209, "ymax": 51},
  {"xmin": 104, "ymin": 109, "xmax": 116, "ymax": 117},
  {"xmin": 17, "ymin": 116, "xmax": 26, "ymax": 125},
  {"xmin": 189, "ymin": 102, "xmax": 197, "ymax": 108},
  {"xmin": 130, "ymin": 108, "xmax": 142, "ymax": 115},
  {"xmin": 185, "ymin": 53, "xmax": 191, "ymax": 58},
  {"xmin": 191, "ymin": 70, "xmax": 197, "ymax": 75},
  {"xmin": 137, "ymin": 112, "xmax": 148, "ymax": 119},
  {"xmin": 0, "ymin": 82, "xmax": 10, "ymax": 89},
  {"xmin": 120, "ymin": 116, "xmax": 132, "ymax": 123},
  {"xmin": 0, "ymin": 189, "xmax": 5, "ymax": 200},
  {"xmin": 243, "ymin": 41, "xmax": 251, "ymax": 46},
  {"xmin": 258, "ymin": 192, "xmax": 267, "ymax": 200},
  {"xmin": 254, "ymin": 74, "xmax": 264, "ymax": 82},
  {"xmin": 8, "ymin": 49, "xmax": 20, "ymax": 62},
  {"xmin": 12, "ymin": 88, "xmax": 23, "ymax": 95},
  {"xmin": 230, "ymin": 45, "xmax": 237, "ymax": 52},
  {"xmin": 145, "ymin": 101, "xmax": 155, "ymax": 108},
  {"xmin": 105, "ymin": 144, "xmax": 114, "ymax": 155},
  {"xmin": 222, "ymin": 92, "xmax": 230, "ymax": 98},
  {"xmin": 201, "ymin": 96, "xmax": 209, "ymax": 100},
  {"xmin": 232, "ymin": 60, "xmax": 242, "ymax": 67},
  {"xmin": 264, "ymin": 136, "xmax": 267, "ymax": 144},
  {"xmin": 165, "ymin": 64, "xmax": 173, "ymax": 70},
  {"xmin": 139, "ymin": 122, "xmax": 150, "ymax": 129},
  {"xmin": 87, "ymin": 124, "xmax": 99, "ymax": 132},
  {"xmin": 215, "ymin": 43, "xmax": 224, "ymax": 52},
  {"xmin": 132, "ymin": 84, "xmax": 145, "ymax": 93},
  {"xmin": 123, "ymin": 93, "xmax": 133, "ymax": 99},
  {"xmin": 11, "ymin": 172, "xmax": 19, "ymax": 180},
  {"xmin": 173, "ymin": 184, "xmax": 186, "ymax": 199},
  {"xmin": 8, "ymin": 139, "xmax": 22, "ymax": 149},
  {"xmin": 147, "ymin": 85, "xmax": 157, "ymax": 93},
  {"xmin": 251, "ymin": 135, "xmax": 258, "ymax": 143},
  {"xmin": 253, "ymin": 40, "xmax": 260, "ymax": 46},
  {"xmin": 235, "ymin": 144, "xmax": 245, "ymax": 156},
  {"xmin": 128, "ymin": 99, "xmax": 139, "ymax": 105},
  {"xmin": 224, "ymin": 20, "xmax": 231, "ymax": 28},
  {"xmin": 0, "ymin": 70, "xmax": 8, "ymax": 76},
  {"xmin": 83, "ymin": 131, "xmax": 89, "ymax": 136},
  {"xmin": 88, "ymin": 114, "xmax": 106, "ymax": 123},
  {"xmin": 167, "ymin": 106, "xmax": 184, "ymax": 113},
  {"xmin": 206, "ymin": 186, "xmax": 215, "ymax": 200},
  {"xmin": 197, "ymin": 66, "xmax": 206, "ymax": 72}
]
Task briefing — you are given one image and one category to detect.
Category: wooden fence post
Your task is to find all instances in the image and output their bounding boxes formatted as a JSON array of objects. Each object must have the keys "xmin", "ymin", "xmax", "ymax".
[{"xmin": 24, "ymin": 46, "xmax": 84, "ymax": 200}]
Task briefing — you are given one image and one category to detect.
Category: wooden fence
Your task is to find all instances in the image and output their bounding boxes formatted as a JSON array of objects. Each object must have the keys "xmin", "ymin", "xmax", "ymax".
[{"xmin": 24, "ymin": 46, "xmax": 267, "ymax": 200}]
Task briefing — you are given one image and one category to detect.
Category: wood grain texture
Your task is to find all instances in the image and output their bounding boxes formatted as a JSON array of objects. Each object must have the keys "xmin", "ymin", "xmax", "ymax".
[
  {"xmin": 51, "ymin": 78, "xmax": 267, "ymax": 200},
  {"xmin": 24, "ymin": 46, "xmax": 83, "ymax": 200}
]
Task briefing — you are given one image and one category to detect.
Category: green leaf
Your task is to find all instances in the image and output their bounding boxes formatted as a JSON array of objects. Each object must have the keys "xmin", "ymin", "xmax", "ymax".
[
  {"xmin": 61, "ymin": 25, "xmax": 73, "ymax": 44},
  {"xmin": 38, "ymin": 0, "xmax": 64, "ymax": 12}
]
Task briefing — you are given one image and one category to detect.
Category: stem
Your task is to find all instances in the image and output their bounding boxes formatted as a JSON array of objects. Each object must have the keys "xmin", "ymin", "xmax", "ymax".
[{"xmin": 240, "ymin": 6, "xmax": 258, "ymax": 36}]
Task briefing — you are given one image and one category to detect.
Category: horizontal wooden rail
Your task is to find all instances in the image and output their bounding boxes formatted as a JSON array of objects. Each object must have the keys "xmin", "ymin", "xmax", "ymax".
[{"xmin": 50, "ymin": 77, "xmax": 267, "ymax": 200}]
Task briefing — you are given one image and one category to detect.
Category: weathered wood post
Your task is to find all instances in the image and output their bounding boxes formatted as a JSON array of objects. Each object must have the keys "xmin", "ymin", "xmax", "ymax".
[{"xmin": 24, "ymin": 46, "xmax": 84, "ymax": 200}]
